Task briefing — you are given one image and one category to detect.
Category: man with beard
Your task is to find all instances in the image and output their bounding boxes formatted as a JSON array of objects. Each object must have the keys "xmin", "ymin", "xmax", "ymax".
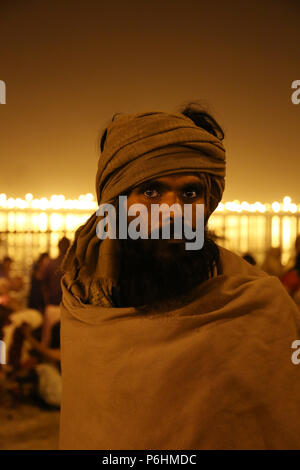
[
  {"xmin": 60, "ymin": 103, "xmax": 300, "ymax": 450},
  {"xmin": 109, "ymin": 172, "xmax": 219, "ymax": 309}
]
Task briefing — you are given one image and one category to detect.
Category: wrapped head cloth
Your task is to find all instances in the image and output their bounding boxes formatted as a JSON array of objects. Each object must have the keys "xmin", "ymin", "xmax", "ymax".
[{"xmin": 62, "ymin": 111, "xmax": 226, "ymax": 306}]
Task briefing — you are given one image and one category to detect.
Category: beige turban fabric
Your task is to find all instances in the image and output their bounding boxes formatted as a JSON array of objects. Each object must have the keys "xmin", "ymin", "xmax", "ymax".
[
  {"xmin": 96, "ymin": 111, "xmax": 225, "ymax": 205},
  {"xmin": 62, "ymin": 110, "xmax": 226, "ymax": 306}
]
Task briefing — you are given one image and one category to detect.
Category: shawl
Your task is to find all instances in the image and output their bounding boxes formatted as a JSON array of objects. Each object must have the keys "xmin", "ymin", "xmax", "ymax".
[{"xmin": 59, "ymin": 246, "xmax": 300, "ymax": 449}]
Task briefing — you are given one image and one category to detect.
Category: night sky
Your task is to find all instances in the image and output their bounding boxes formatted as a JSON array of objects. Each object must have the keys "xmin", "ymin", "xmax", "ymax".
[{"xmin": 0, "ymin": 0, "xmax": 299, "ymax": 203}]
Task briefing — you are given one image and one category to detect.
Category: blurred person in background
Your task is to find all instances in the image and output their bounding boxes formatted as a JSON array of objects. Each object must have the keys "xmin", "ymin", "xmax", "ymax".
[
  {"xmin": 0, "ymin": 256, "xmax": 24, "ymax": 305},
  {"xmin": 23, "ymin": 322, "xmax": 61, "ymax": 408},
  {"xmin": 281, "ymin": 253, "xmax": 300, "ymax": 309},
  {"xmin": 0, "ymin": 256, "xmax": 13, "ymax": 280},
  {"xmin": 261, "ymin": 247, "xmax": 284, "ymax": 277},
  {"xmin": 0, "ymin": 277, "xmax": 43, "ymax": 368},
  {"xmin": 284, "ymin": 234, "xmax": 300, "ymax": 273},
  {"xmin": 41, "ymin": 237, "xmax": 70, "ymax": 346},
  {"xmin": 27, "ymin": 252, "xmax": 50, "ymax": 313},
  {"xmin": 242, "ymin": 253, "xmax": 256, "ymax": 266}
]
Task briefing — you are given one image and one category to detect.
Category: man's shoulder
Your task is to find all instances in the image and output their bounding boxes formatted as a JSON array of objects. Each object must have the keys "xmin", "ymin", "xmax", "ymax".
[
  {"xmin": 217, "ymin": 245, "xmax": 268, "ymax": 279},
  {"xmin": 214, "ymin": 245, "xmax": 300, "ymax": 316}
]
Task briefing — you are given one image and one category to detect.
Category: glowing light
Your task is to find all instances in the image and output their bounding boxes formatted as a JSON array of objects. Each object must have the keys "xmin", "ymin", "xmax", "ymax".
[
  {"xmin": 282, "ymin": 217, "xmax": 291, "ymax": 251},
  {"xmin": 241, "ymin": 201, "xmax": 251, "ymax": 211},
  {"xmin": 50, "ymin": 213, "xmax": 64, "ymax": 231},
  {"xmin": 0, "ymin": 194, "xmax": 299, "ymax": 215},
  {"xmin": 15, "ymin": 212, "xmax": 27, "ymax": 230},
  {"xmin": 216, "ymin": 202, "xmax": 224, "ymax": 212},
  {"xmin": 271, "ymin": 216, "xmax": 280, "ymax": 247},
  {"xmin": 0, "ymin": 193, "xmax": 98, "ymax": 211},
  {"xmin": 272, "ymin": 202, "xmax": 281, "ymax": 213},
  {"xmin": 8, "ymin": 212, "xmax": 15, "ymax": 231},
  {"xmin": 290, "ymin": 204, "xmax": 297, "ymax": 213},
  {"xmin": 240, "ymin": 215, "xmax": 249, "ymax": 252},
  {"xmin": 38, "ymin": 213, "xmax": 48, "ymax": 232}
]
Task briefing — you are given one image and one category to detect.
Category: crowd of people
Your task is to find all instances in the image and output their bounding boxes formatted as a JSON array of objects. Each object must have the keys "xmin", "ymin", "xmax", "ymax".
[
  {"xmin": 0, "ymin": 237, "xmax": 70, "ymax": 408},
  {"xmin": 0, "ymin": 232, "xmax": 300, "ymax": 410}
]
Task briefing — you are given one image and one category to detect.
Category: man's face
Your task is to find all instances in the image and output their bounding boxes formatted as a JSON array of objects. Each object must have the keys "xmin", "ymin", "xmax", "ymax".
[{"xmin": 126, "ymin": 172, "xmax": 206, "ymax": 258}]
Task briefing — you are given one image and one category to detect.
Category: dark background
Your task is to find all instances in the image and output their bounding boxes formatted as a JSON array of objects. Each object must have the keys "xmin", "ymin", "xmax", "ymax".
[{"xmin": 0, "ymin": 0, "xmax": 299, "ymax": 202}]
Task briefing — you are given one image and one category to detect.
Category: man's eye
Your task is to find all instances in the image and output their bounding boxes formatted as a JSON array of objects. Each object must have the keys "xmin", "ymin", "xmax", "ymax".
[
  {"xmin": 144, "ymin": 189, "xmax": 159, "ymax": 198},
  {"xmin": 182, "ymin": 190, "xmax": 199, "ymax": 199}
]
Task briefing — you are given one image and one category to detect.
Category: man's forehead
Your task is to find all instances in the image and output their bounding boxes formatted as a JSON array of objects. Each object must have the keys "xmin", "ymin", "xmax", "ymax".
[{"xmin": 135, "ymin": 173, "xmax": 202, "ymax": 187}]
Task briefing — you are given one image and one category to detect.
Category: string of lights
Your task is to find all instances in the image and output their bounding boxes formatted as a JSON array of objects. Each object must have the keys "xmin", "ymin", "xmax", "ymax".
[{"xmin": 0, "ymin": 194, "xmax": 299, "ymax": 214}]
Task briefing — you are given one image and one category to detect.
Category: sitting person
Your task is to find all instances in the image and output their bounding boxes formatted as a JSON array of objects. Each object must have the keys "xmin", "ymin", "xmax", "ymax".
[
  {"xmin": 0, "ymin": 278, "xmax": 43, "ymax": 367},
  {"xmin": 59, "ymin": 103, "xmax": 300, "ymax": 450},
  {"xmin": 23, "ymin": 322, "xmax": 61, "ymax": 408},
  {"xmin": 41, "ymin": 237, "xmax": 70, "ymax": 347}
]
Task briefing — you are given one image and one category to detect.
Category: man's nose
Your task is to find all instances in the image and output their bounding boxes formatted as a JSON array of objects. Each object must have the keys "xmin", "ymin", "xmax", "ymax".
[
  {"xmin": 161, "ymin": 192, "xmax": 184, "ymax": 219},
  {"xmin": 162, "ymin": 191, "xmax": 182, "ymax": 207}
]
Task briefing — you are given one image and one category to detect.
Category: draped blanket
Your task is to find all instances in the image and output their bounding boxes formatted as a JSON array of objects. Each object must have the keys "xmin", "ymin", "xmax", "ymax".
[{"xmin": 59, "ymin": 246, "xmax": 300, "ymax": 449}]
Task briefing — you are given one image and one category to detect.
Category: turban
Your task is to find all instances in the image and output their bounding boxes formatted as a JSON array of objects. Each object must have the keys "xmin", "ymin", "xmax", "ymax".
[
  {"xmin": 97, "ymin": 111, "xmax": 226, "ymax": 205},
  {"xmin": 62, "ymin": 110, "xmax": 226, "ymax": 306}
]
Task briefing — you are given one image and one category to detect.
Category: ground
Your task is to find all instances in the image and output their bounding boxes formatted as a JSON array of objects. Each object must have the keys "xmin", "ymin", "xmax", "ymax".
[{"xmin": 0, "ymin": 404, "xmax": 59, "ymax": 450}]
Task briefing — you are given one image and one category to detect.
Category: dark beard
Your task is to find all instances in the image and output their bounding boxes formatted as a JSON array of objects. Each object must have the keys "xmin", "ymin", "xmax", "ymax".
[{"xmin": 112, "ymin": 230, "xmax": 220, "ymax": 309}]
